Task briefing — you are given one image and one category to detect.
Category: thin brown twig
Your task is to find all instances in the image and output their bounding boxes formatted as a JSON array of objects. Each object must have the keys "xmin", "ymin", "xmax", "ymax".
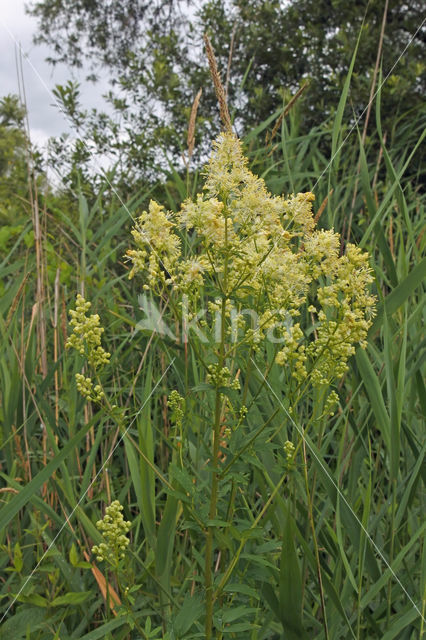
[
  {"xmin": 5, "ymin": 273, "xmax": 30, "ymax": 329},
  {"xmin": 53, "ymin": 268, "xmax": 60, "ymax": 431},
  {"xmin": 18, "ymin": 48, "xmax": 48, "ymax": 379},
  {"xmin": 187, "ymin": 88, "xmax": 202, "ymax": 164},
  {"xmin": 269, "ymin": 82, "xmax": 309, "ymax": 144},
  {"xmin": 314, "ymin": 189, "xmax": 334, "ymax": 224}
]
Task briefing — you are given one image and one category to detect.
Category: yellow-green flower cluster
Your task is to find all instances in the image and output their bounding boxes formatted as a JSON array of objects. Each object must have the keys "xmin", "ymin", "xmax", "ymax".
[
  {"xmin": 75, "ymin": 373, "xmax": 104, "ymax": 402},
  {"xmin": 168, "ymin": 390, "xmax": 185, "ymax": 428},
  {"xmin": 126, "ymin": 200, "xmax": 180, "ymax": 290},
  {"xmin": 66, "ymin": 295, "xmax": 110, "ymax": 403},
  {"xmin": 206, "ymin": 364, "xmax": 240, "ymax": 390},
  {"xmin": 324, "ymin": 390, "xmax": 339, "ymax": 416},
  {"xmin": 284, "ymin": 440, "xmax": 296, "ymax": 470},
  {"xmin": 91, "ymin": 501, "xmax": 131, "ymax": 568},
  {"xmin": 126, "ymin": 133, "xmax": 375, "ymax": 386},
  {"xmin": 66, "ymin": 295, "xmax": 110, "ymax": 369}
]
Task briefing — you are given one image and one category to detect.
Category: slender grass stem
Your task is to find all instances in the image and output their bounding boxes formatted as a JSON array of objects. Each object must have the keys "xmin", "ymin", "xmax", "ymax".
[
  {"xmin": 204, "ymin": 388, "xmax": 223, "ymax": 638},
  {"xmin": 301, "ymin": 434, "xmax": 329, "ymax": 640},
  {"xmin": 386, "ymin": 481, "xmax": 397, "ymax": 628},
  {"xmin": 205, "ymin": 204, "xmax": 229, "ymax": 637}
]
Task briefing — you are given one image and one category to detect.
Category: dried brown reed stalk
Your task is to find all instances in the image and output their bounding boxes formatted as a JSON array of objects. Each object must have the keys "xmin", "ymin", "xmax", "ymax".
[
  {"xmin": 203, "ymin": 34, "xmax": 233, "ymax": 133},
  {"xmin": 187, "ymin": 88, "xmax": 202, "ymax": 164},
  {"xmin": 5, "ymin": 272, "xmax": 29, "ymax": 329},
  {"xmin": 314, "ymin": 189, "xmax": 334, "ymax": 224},
  {"xmin": 16, "ymin": 48, "xmax": 48, "ymax": 380},
  {"xmin": 53, "ymin": 268, "xmax": 60, "ymax": 429}
]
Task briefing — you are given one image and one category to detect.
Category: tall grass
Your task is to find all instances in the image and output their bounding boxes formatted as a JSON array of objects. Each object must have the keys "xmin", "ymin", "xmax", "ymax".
[{"xmin": 0, "ymin": 68, "xmax": 425, "ymax": 640}]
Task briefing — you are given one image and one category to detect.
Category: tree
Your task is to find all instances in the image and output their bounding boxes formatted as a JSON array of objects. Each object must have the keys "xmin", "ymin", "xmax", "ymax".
[
  {"xmin": 0, "ymin": 95, "xmax": 32, "ymax": 224},
  {"xmin": 28, "ymin": 0, "xmax": 426, "ymax": 188}
]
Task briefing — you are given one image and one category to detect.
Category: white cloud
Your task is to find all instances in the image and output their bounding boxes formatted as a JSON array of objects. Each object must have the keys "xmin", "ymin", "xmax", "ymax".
[{"xmin": 0, "ymin": 0, "xmax": 109, "ymax": 147}]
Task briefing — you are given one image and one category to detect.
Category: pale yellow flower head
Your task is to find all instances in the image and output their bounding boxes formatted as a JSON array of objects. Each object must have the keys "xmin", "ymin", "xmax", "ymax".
[
  {"xmin": 126, "ymin": 200, "xmax": 180, "ymax": 289},
  {"xmin": 126, "ymin": 132, "xmax": 376, "ymax": 386},
  {"xmin": 66, "ymin": 294, "xmax": 110, "ymax": 369},
  {"xmin": 66, "ymin": 294, "xmax": 110, "ymax": 402},
  {"xmin": 92, "ymin": 500, "xmax": 131, "ymax": 568}
]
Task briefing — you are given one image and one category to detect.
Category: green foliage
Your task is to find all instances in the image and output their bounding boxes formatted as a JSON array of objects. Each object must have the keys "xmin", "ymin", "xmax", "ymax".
[
  {"xmin": 0, "ymin": 95, "xmax": 31, "ymax": 224},
  {"xmin": 0, "ymin": 18, "xmax": 425, "ymax": 637},
  {"xmin": 27, "ymin": 0, "xmax": 425, "ymax": 188}
]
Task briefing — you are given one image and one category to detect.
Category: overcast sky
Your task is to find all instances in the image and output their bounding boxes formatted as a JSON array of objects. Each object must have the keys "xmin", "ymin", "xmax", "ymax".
[{"xmin": 0, "ymin": 0, "xmax": 107, "ymax": 148}]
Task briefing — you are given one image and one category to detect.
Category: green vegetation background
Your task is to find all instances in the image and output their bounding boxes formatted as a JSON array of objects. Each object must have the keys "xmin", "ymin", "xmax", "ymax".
[{"xmin": 0, "ymin": 0, "xmax": 424, "ymax": 637}]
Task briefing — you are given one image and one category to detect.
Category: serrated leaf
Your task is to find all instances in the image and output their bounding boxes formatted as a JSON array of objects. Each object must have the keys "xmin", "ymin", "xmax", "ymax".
[
  {"xmin": 221, "ymin": 606, "xmax": 257, "ymax": 623},
  {"xmin": 221, "ymin": 621, "xmax": 258, "ymax": 632},
  {"xmin": 223, "ymin": 583, "xmax": 259, "ymax": 599},
  {"xmin": 77, "ymin": 616, "xmax": 130, "ymax": 640},
  {"xmin": 69, "ymin": 543, "xmax": 79, "ymax": 567},
  {"xmin": 16, "ymin": 593, "xmax": 48, "ymax": 607},
  {"xmin": 191, "ymin": 382, "xmax": 215, "ymax": 392},
  {"xmin": 50, "ymin": 591, "xmax": 92, "ymax": 607},
  {"xmin": 13, "ymin": 541, "xmax": 23, "ymax": 572},
  {"xmin": 205, "ymin": 519, "xmax": 231, "ymax": 527},
  {"xmin": 0, "ymin": 607, "xmax": 45, "ymax": 639},
  {"xmin": 75, "ymin": 561, "xmax": 92, "ymax": 569}
]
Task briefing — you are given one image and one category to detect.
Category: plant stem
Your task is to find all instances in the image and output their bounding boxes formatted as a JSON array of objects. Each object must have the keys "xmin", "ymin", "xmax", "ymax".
[
  {"xmin": 386, "ymin": 481, "xmax": 397, "ymax": 628},
  {"xmin": 302, "ymin": 435, "xmax": 329, "ymax": 640},
  {"xmin": 205, "ymin": 296, "xmax": 226, "ymax": 639},
  {"xmin": 205, "ymin": 207, "xmax": 229, "ymax": 639}
]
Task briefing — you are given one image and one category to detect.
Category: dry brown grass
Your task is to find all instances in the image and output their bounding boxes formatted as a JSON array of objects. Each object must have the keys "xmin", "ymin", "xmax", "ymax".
[{"xmin": 203, "ymin": 34, "xmax": 232, "ymax": 133}]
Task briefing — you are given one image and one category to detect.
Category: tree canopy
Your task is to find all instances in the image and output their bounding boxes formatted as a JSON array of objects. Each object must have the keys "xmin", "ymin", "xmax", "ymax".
[
  {"xmin": 28, "ymin": 0, "xmax": 426, "ymax": 187},
  {"xmin": 0, "ymin": 95, "xmax": 31, "ymax": 223}
]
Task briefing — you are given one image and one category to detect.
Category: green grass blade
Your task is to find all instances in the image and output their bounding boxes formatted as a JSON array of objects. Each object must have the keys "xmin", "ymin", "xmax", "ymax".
[
  {"xmin": 278, "ymin": 513, "xmax": 307, "ymax": 639},
  {"xmin": 355, "ymin": 348, "xmax": 391, "ymax": 451},
  {"xmin": 0, "ymin": 421, "xmax": 93, "ymax": 531},
  {"xmin": 368, "ymin": 257, "xmax": 426, "ymax": 335}
]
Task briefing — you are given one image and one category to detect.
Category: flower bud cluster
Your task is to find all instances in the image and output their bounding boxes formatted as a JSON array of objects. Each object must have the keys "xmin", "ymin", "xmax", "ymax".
[
  {"xmin": 239, "ymin": 405, "xmax": 248, "ymax": 420},
  {"xmin": 284, "ymin": 440, "xmax": 296, "ymax": 470},
  {"xmin": 66, "ymin": 295, "xmax": 111, "ymax": 402},
  {"xmin": 66, "ymin": 295, "xmax": 110, "ymax": 369},
  {"xmin": 126, "ymin": 200, "xmax": 180, "ymax": 290},
  {"xmin": 168, "ymin": 390, "xmax": 185, "ymax": 428},
  {"xmin": 75, "ymin": 373, "xmax": 104, "ymax": 402},
  {"xmin": 324, "ymin": 390, "xmax": 339, "ymax": 416},
  {"xmin": 207, "ymin": 364, "xmax": 240, "ymax": 390},
  {"xmin": 91, "ymin": 501, "xmax": 131, "ymax": 568}
]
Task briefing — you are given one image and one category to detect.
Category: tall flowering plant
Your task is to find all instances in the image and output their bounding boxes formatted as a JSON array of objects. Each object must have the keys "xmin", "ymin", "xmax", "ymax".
[
  {"xmin": 125, "ymin": 132, "xmax": 375, "ymax": 637},
  {"xmin": 127, "ymin": 133, "xmax": 375, "ymax": 387},
  {"xmin": 68, "ymin": 132, "xmax": 375, "ymax": 638}
]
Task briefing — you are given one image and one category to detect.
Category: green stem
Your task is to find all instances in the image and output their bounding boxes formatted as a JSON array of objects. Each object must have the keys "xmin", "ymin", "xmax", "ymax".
[
  {"xmin": 205, "ymin": 207, "xmax": 229, "ymax": 639},
  {"xmin": 116, "ymin": 572, "xmax": 148, "ymax": 639},
  {"xmin": 205, "ymin": 297, "xmax": 227, "ymax": 639},
  {"xmin": 215, "ymin": 470, "xmax": 288, "ymax": 599},
  {"xmin": 386, "ymin": 480, "xmax": 397, "ymax": 628},
  {"xmin": 302, "ymin": 435, "xmax": 329, "ymax": 640}
]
